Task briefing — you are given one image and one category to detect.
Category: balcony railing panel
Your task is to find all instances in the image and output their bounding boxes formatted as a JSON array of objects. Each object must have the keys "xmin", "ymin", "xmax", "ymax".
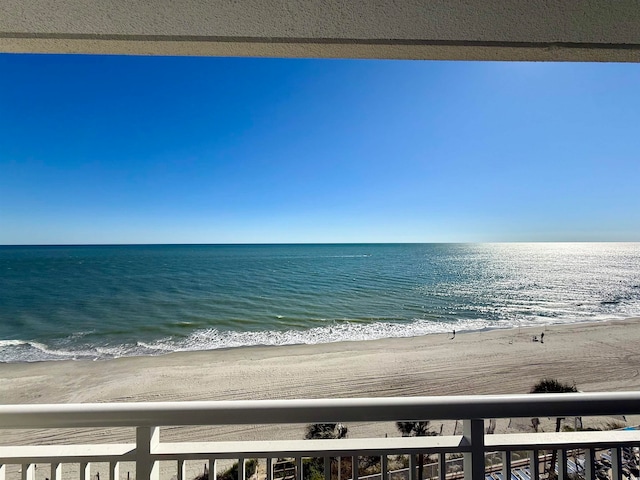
[{"xmin": 1, "ymin": 392, "xmax": 640, "ymax": 480}]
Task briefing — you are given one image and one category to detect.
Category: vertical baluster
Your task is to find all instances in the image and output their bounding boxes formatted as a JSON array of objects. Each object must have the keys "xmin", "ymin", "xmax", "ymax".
[
  {"xmin": 351, "ymin": 456, "xmax": 358, "ymax": 480},
  {"xmin": 0, "ymin": 464, "xmax": 6, "ymax": 480},
  {"xmin": 108, "ymin": 462, "xmax": 119, "ymax": 480},
  {"xmin": 438, "ymin": 453, "xmax": 447, "ymax": 480},
  {"xmin": 557, "ymin": 450, "xmax": 568, "ymax": 480},
  {"xmin": 237, "ymin": 458, "xmax": 245, "ymax": 480},
  {"xmin": 501, "ymin": 451, "xmax": 511, "ymax": 480},
  {"xmin": 208, "ymin": 459, "xmax": 217, "ymax": 480},
  {"xmin": 80, "ymin": 462, "xmax": 90, "ymax": 480},
  {"xmin": 176, "ymin": 460, "xmax": 185, "ymax": 480},
  {"xmin": 324, "ymin": 456, "xmax": 331, "ymax": 480},
  {"xmin": 22, "ymin": 464, "xmax": 35, "ymax": 480},
  {"xmin": 266, "ymin": 458, "xmax": 273, "ymax": 480},
  {"xmin": 408, "ymin": 454, "xmax": 416, "ymax": 480},
  {"xmin": 584, "ymin": 448, "xmax": 595, "ymax": 480},
  {"xmin": 51, "ymin": 464, "xmax": 62, "ymax": 480},
  {"xmin": 611, "ymin": 447, "xmax": 622, "ymax": 480},
  {"xmin": 528, "ymin": 450, "xmax": 539, "ymax": 480},
  {"xmin": 381, "ymin": 455, "xmax": 388, "ymax": 480},
  {"xmin": 295, "ymin": 457, "xmax": 303, "ymax": 480}
]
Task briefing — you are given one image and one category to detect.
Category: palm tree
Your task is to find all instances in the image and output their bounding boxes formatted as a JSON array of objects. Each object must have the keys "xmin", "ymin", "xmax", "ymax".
[
  {"xmin": 530, "ymin": 378, "xmax": 577, "ymax": 394},
  {"xmin": 304, "ymin": 423, "xmax": 348, "ymax": 440},
  {"xmin": 396, "ymin": 421, "xmax": 441, "ymax": 480},
  {"xmin": 530, "ymin": 379, "xmax": 578, "ymax": 478}
]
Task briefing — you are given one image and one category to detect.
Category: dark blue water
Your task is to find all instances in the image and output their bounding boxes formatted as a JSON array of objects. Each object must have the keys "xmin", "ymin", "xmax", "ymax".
[{"xmin": 1, "ymin": 243, "xmax": 639, "ymax": 362}]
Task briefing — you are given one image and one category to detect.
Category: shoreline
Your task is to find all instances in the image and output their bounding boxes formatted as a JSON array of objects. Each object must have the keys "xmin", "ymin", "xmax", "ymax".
[
  {"xmin": 1, "ymin": 317, "xmax": 639, "ymax": 403},
  {"xmin": 1, "ymin": 314, "xmax": 635, "ymax": 366}
]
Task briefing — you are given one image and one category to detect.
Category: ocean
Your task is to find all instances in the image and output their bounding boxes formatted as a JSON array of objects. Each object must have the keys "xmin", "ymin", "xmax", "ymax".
[{"xmin": 0, "ymin": 243, "xmax": 639, "ymax": 363}]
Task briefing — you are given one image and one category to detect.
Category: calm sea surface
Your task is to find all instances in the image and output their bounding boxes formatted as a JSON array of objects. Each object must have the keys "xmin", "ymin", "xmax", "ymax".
[{"xmin": 1, "ymin": 243, "xmax": 639, "ymax": 363}]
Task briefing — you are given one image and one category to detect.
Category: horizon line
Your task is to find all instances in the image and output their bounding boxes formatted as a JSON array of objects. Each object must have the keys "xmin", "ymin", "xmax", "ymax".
[{"xmin": 1, "ymin": 241, "xmax": 637, "ymax": 247}]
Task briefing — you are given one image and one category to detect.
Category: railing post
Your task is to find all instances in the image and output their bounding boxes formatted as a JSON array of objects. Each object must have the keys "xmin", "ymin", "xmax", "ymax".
[
  {"xmin": 0, "ymin": 464, "xmax": 5, "ymax": 480},
  {"xmin": 351, "ymin": 456, "xmax": 358, "ymax": 480},
  {"xmin": 501, "ymin": 451, "xmax": 511, "ymax": 479},
  {"xmin": 136, "ymin": 426, "xmax": 160, "ymax": 480},
  {"xmin": 462, "ymin": 419, "xmax": 484, "ymax": 480}
]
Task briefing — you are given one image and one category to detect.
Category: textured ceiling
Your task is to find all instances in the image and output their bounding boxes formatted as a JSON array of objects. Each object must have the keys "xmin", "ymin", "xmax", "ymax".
[{"xmin": 1, "ymin": 0, "xmax": 639, "ymax": 61}]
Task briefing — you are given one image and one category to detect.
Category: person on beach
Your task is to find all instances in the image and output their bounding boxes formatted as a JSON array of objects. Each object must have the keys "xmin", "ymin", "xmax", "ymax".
[
  {"xmin": 541, "ymin": 332, "xmax": 545, "ymax": 343},
  {"xmin": 451, "ymin": 329, "xmax": 455, "ymax": 340}
]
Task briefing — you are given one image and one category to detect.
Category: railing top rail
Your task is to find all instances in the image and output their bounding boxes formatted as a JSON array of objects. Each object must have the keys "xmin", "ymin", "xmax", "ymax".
[{"xmin": 1, "ymin": 392, "xmax": 640, "ymax": 429}]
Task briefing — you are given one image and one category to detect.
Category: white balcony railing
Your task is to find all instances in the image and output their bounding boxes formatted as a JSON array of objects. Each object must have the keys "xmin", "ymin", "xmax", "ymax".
[{"xmin": 2, "ymin": 392, "xmax": 640, "ymax": 480}]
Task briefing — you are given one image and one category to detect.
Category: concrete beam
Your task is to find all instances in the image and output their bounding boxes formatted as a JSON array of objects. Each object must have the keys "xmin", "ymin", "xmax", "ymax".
[{"xmin": 1, "ymin": 0, "xmax": 640, "ymax": 61}]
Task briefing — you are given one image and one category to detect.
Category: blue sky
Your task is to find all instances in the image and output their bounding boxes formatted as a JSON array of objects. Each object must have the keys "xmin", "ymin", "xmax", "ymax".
[{"xmin": 1, "ymin": 55, "xmax": 639, "ymax": 244}]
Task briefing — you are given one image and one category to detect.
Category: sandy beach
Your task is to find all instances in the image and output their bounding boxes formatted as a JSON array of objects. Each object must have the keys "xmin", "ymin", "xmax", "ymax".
[
  {"xmin": 1, "ymin": 318, "xmax": 640, "ymax": 479},
  {"xmin": 2, "ymin": 318, "xmax": 640, "ymax": 440}
]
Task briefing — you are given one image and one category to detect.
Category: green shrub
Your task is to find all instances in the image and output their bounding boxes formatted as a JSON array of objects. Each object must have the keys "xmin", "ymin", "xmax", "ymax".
[{"xmin": 303, "ymin": 458, "xmax": 324, "ymax": 480}]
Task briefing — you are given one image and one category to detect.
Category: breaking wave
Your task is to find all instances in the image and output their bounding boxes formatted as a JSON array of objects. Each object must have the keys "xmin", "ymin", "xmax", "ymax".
[{"xmin": 0, "ymin": 317, "xmax": 509, "ymax": 363}]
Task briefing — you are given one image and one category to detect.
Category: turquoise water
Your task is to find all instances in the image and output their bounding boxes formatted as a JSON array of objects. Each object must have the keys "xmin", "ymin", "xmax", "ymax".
[{"xmin": 1, "ymin": 243, "xmax": 639, "ymax": 362}]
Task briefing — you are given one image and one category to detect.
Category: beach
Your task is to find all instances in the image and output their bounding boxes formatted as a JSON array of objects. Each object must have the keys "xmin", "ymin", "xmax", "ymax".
[{"xmin": 2, "ymin": 318, "xmax": 640, "ymax": 442}]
